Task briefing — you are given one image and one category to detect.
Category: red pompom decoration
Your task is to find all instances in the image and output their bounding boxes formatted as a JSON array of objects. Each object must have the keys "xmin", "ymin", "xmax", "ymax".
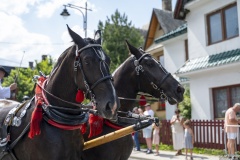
[
  {"xmin": 28, "ymin": 101, "xmax": 43, "ymax": 139},
  {"xmin": 139, "ymin": 95, "xmax": 146, "ymax": 106},
  {"xmin": 76, "ymin": 89, "xmax": 84, "ymax": 103},
  {"xmin": 88, "ymin": 114, "xmax": 103, "ymax": 138}
]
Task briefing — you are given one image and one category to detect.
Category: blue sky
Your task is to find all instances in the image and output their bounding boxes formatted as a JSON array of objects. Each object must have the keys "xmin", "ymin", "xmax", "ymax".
[{"xmin": 0, "ymin": 0, "xmax": 176, "ymax": 68}]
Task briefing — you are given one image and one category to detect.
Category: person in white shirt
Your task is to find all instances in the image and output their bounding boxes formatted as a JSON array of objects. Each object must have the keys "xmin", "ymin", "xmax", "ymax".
[
  {"xmin": 0, "ymin": 66, "xmax": 17, "ymax": 99},
  {"xmin": 143, "ymin": 103, "xmax": 154, "ymax": 154}
]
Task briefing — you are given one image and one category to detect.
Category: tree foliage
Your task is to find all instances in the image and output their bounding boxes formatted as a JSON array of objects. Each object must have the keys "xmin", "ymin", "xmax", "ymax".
[
  {"xmin": 2, "ymin": 57, "xmax": 53, "ymax": 102},
  {"xmin": 179, "ymin": 86, "xmax": 191, "ymax": 119},
  {"xmin": 98, "ymin": 9, "xmax": 144, "ymax": 72}
]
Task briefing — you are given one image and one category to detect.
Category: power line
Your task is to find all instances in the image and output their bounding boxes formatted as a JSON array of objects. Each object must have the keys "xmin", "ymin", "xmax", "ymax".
[
  {"xmin": 0, "ymin": 42, "xmax": 67, "ymax": 45},
  {"xmin": 0, "ymin": 58, "xmax": 20, "ymax": 64}
]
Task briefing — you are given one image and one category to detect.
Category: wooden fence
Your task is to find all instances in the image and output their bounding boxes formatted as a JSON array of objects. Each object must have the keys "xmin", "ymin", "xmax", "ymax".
[{"xmin": 139, "ymin": 119, "xmax": 235, "ymax": 150}]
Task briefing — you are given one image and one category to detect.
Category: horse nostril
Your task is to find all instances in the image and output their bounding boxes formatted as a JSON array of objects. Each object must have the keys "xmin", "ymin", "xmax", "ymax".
[
  {"xmin": 105, "ymin": 102, "xmax": 111, "ymax": 111},
  {"xmin": 177, "ymin": 86, "xmax": 183, "ymax": 93}
]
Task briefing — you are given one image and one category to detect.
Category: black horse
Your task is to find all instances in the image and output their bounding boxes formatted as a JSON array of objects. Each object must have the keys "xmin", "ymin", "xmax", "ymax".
[
  {"xmin": 81, "ymin": 41, "xmax": 185, "ymax": 160},
  {"xmin": 0, "ymin": 26, "xmax": 119, "ymax": 160}
]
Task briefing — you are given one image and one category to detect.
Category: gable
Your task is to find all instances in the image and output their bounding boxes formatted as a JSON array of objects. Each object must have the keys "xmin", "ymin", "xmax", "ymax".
[{"xmin": 144, "ymin": 8, "xmax": 185, "ymax": 50}]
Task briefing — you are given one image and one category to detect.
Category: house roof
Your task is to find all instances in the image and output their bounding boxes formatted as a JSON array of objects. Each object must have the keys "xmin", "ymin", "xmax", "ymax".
[
  {"xmin": 144, "ymin": 8, "xmax": 185, "ymax": 50},
  {"xmin": 175, "ymin": 48, "xmax": 240, "ymax": 75},
  {"xmin": 155, "ymin": 23, "xmax": 187, "ymax": 43},
  {"xmin": 153, "ymin": 9, "xmax": 185, "ymax": 34}
]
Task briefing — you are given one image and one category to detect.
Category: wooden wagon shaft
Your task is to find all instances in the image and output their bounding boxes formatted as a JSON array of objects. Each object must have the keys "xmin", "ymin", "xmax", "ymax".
[{"xmin": 83, "ymin": 119, "xmax": 153, "ymax": 150}]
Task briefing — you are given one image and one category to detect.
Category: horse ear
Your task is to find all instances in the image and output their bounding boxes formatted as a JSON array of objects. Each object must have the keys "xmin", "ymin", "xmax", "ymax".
[
  {"xmin": 125, "ymin": 40, "xmax": 142, "ymax": 58},
  {"xmin": 67, "ymin": 25, "xmax": 85, "ymax": 48},
  {"xmin": 94, "ymin": 30, "xmax": 102, "ymax": 45}
]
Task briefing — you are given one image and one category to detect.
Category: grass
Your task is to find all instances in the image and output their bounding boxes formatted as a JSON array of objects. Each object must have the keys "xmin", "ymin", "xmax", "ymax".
[{"xmin": 140, "ymin": 143, "xmax": 226, "ymax": 156}]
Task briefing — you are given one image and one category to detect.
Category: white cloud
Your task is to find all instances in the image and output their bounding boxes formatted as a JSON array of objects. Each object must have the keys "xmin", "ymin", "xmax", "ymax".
[
  {"xmin": 0, "ymin": 12, "xmax": 53, "ymax": 67},
  {"xmin": 0, "ymin": 0, "xmax": 98, "ymax": 68},
  {"xmin": 0, "ymin": 0, "xmax": 38, "ymax": 15}
]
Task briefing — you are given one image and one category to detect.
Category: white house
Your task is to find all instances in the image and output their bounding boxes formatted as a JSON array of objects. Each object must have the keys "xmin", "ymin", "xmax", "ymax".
[
  {"xmin": 143, "ymin": 0, "xmax": 186, "ymax": 119},
  {"xmin": 154, "ymin": 0, "xmax": 240, "ymax": 120}
]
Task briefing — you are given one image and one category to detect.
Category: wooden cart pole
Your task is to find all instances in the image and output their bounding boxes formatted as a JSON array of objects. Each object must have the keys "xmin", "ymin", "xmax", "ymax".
[{"xmin": 83, "ymin": 119, "xmax": 153, "ymax": 150}]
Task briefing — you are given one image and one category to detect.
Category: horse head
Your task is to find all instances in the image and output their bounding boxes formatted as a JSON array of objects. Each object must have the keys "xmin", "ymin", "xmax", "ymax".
[
  {"xmin": 114, "ymin": 40, "xmax": 184, "ymax": 110},
  {"xmin": 45, "ymin": 26, "xmax": 119, "ymax": 120}
]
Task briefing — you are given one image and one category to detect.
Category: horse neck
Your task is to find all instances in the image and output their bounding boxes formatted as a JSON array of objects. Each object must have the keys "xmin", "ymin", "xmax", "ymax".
[
  {"xmin": 45, "ymin": 65, "xmax": 77, "ymax": 108},
  {"xmin": 113, "ymin": 62, "xmax": 139, "ymax": 112}
]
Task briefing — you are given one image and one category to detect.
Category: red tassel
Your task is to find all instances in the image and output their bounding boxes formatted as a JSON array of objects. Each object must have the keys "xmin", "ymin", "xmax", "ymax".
[
  {"xmin": 88, "ymin": 114, "xmax": 103, "ymax": 138},
  {"xmin": 139, "ymin": 95, "xmax": 146, "ymax": 106},
  {"xmin": 28, "ymin": 101, "xmax": 43, "ymax": 139},
  {"xmin": 76, "ymin": 89, "xmax": 84, "ymax": 103}
]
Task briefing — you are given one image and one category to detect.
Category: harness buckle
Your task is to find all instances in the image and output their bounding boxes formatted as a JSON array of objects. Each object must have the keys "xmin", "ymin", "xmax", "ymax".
[
  {"xmin": 160, "ymin": 90, "xmax": 168, "ymax": 101},
  {"xmin": 135, "ymin": 65, "xmax": 143, "ymax": 75},
  {"xmin": 74, "ymin": 61, "xmax": 79, "ymax": 71},
  {"xmin": 151, "ymin": 82, "xmax": 159, "ymax": 90},
  {"xmin": 0, "ymin": 135, "xmax": 10, "ymax": 147},
  {"xmin": 12, "ymin": 117, "xmax": 21, "ymax": 127}
]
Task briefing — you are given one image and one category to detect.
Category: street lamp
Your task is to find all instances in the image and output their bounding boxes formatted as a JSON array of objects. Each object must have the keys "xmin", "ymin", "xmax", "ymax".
[{"xmin": 60, "ymin": 2, "xmax": 92, "ymax": 38}]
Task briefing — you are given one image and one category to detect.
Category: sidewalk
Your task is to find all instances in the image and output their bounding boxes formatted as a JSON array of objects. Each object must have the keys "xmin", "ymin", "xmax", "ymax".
[{"xmin": 129, "ymin": 149, "xmax": 221, "ymax": 160}]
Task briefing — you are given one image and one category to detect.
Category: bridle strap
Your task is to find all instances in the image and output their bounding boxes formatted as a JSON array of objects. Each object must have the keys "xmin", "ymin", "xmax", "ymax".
[
  {"xmin": 159, "ymin": 73, "xmax": 171, "ymax": 88},
  {"xmin": 90, "ymin": 75, "xmax": 112, "ymax": 90},
  {"xmin": 77, "ymin": 44, "xmax": 102, "ymax": 54}
]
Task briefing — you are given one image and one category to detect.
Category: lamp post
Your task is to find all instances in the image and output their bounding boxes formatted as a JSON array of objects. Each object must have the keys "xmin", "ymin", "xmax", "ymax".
[{"xmin": 60, "ymin": 2, "xmax": 92, "ymax": 38}]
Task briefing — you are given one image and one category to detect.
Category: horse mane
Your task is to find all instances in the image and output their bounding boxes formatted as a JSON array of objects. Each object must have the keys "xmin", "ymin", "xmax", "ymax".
[
  {"xmin": 48, "ymin": 46, "xmax": 73, "ymax": 80},
  {"xmin": 112, "ymin": 55, "xmax": 133, "ymax": 76}
]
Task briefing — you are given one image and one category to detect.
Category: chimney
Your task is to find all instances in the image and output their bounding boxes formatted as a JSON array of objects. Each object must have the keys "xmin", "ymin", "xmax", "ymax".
[
  {"xmin": 29, "ymin": 61, "xmax": 33, "ymax": 69},
  {"xmin": 42, "ymin": 55, "xmax": 47, "ymax": 61},
  {"xmin": 162, "ymin": 0, "xmax": 172, "ymax": 11}
]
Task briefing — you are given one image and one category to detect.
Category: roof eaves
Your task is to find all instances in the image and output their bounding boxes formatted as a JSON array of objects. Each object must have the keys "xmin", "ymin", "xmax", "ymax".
[
  {"xmin": 154, "ymin": 23, "xmax": 187, "ymax": 43},
  {"xmin": 175, "ymin": 48, "xmax": 240, "ymax": 75}
]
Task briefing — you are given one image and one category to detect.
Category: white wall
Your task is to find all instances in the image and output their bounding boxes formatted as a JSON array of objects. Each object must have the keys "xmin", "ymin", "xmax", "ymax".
[
  {"xmin": 186, "ymin": 0, "xmax": 240, "ymax": 59},
  {"xmin": 186, "ymin": 63, "xmax": 240, "ymax": 120},
  {"xmin": 162, "ymin": 35, "xmax": 187, "ymax": 119}
]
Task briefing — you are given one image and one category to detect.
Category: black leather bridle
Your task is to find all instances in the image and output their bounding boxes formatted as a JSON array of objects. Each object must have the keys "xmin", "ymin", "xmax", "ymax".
[
  {"xmin": 74, "ymin": 44, "xmax": 112, "ymax": 105},
  {"xmin": 132, "ymin": 51, "xmax": 171, "ymax": 101}
]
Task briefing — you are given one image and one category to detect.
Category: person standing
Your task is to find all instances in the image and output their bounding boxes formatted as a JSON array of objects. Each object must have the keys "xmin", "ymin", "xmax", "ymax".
[
  {"xmin": 183, "ymin": 119, "xmax": 194, "ymax": 160},
  {"xmin": 143, "ymin": 103, "xmax": 154, "ymax": 154},
  {"xmin": 0, "ymin": 66, "xmax": 17, "ymax": 99},
  {"xmin": 224, "ymin": 103, "xmax": 240, "ymax": 157},
  {"xmin": 132, "ymin": 107, "xmax": 141, "ymax": 151},
  {"xmin": 152, "ymin": 122, "xmax": 160, "ymax": 156},
  {"xmin": 170, "ymin": 108, "xmax": 184, "ymax": 156}
]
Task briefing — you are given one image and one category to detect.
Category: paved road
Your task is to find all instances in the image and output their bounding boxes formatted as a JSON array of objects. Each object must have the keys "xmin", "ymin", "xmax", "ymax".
[{"xmin": 129, "ymin": 149, "xmax": 222, "ymax": 160}]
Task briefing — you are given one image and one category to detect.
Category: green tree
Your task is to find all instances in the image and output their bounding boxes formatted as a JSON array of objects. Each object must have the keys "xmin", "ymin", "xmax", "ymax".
[
  {"xmin": 2, "ymin": 57, "xmax": 53, "ymax": 102},
  {"xmin": 98, "ymin": 9, "xmax": 144, "ymax": 72},
  {"xmin": 179, "ymin": 86, "xmax": 191, "ymax": 119}
]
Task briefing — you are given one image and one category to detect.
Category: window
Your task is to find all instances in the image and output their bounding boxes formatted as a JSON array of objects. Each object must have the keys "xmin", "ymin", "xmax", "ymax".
[
  {"xmin": 207, "ymin": 3, "xmax": 239, "ymax": 45},
  {"xmin": 213, "ymin": 84, "xmax": 240, "ymax": 118}
]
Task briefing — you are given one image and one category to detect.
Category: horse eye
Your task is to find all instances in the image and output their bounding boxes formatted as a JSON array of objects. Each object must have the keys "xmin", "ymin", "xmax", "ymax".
[
  {"xmin": 146, "ymin": 60, "xmax": 153, "ymax": 67},
  {"xmin": 84, "ymin": 58, "xmax": 91, "ymax": 65}
]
